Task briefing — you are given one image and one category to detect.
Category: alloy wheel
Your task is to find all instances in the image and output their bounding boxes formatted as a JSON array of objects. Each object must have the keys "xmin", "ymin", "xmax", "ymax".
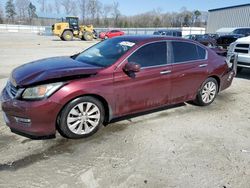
[
  {"xmin": 201, "ymin": 81, "xmax": 217, "ymax": 104},
  {"xmin": 66, "ymin": 102, "xmax": 101, "ymax": 135}
]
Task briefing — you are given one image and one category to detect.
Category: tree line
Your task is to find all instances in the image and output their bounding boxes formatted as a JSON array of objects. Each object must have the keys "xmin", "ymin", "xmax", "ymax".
[{"xmin": 0, "ymin": 0, "xmax": 207, "ymax": 27}]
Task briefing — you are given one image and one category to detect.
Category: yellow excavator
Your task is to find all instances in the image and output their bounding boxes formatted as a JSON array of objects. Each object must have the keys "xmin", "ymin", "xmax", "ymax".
[{"xmin": 52, "ymin": 17, "xmax": 96, "ymax": 41}]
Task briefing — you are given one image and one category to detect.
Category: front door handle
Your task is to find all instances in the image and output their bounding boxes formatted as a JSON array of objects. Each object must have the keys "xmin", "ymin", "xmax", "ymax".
[
  {"xmin": 199, "ymin": 64, "xmax": 208, "ymax": 68},
  {"xmin": 160, "ymin": 70, "xmax": 172, "ymax": 75}
]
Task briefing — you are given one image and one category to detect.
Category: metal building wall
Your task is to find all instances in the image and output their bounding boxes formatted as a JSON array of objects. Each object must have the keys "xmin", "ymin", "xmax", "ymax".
[{"xmin": 207, "ymin": 5, "xmax": 250, "ymax": 33}]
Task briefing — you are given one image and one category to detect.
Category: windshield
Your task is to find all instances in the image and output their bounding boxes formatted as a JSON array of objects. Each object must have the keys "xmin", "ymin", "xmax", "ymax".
[
  {"xmin": 75, "ymin": 38, "xmax": 136, "ymax": 67},
  {"xmin": 196, "ymin": 35, "xmax": 205, "ymax": 39}
]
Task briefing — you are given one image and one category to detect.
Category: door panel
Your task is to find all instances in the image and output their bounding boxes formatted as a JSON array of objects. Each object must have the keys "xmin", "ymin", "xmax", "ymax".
[
  {"xmin": 170, "ymin": 41, "xmax": 209, "ymax": 103},
  {"xmin": 113, "ymin": 65, "xmax": 172, "ymax": 116},
  {"xmin": 113, "ymin": 41, "xmax": 172, "ymax": 117},
  {"xmin": 171, "ymin": 60, "xmax": 209, "ymax": 103}
]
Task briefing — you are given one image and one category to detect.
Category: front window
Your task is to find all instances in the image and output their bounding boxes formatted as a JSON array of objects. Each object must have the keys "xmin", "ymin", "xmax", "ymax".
[
  {"xmin": 66, "ymin": 17, "xmax": 78, "ymax": 26},
  {"xmin": 75, "ymin": 38, "xmax": 136, "ymax": 67},
  {"xmin": 128, "ymin": 42, "xmax": 167, "ymax": 67}
]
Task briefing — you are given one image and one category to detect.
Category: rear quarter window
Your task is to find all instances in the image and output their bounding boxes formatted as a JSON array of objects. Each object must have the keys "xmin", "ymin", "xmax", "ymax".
[
  {"xmin": 172, "ymin": 41, "xmax": 206, "ymax": 63},
  {"xmin": 197, "ymin": 46, "xmax": 206, "ymax": 59}
]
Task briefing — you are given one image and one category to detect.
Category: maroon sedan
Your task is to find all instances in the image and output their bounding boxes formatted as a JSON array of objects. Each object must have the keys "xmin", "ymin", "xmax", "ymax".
[
  {"xmin": 99, "ymin": 30, "xmax": 125, "ymax": 39},
  {"xmin": 1, "ymin": 36, "xmax": 236, "ymax": 139}
]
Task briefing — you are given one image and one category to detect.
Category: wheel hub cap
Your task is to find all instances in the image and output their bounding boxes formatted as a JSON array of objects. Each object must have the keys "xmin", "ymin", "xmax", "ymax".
[
  {"xmin": 201, "ymin": 81, "xmax": 216, "ymax": 104},
  {"xmin": 67, "ymin": 102, "xmax": 100, "ymax": 135}
]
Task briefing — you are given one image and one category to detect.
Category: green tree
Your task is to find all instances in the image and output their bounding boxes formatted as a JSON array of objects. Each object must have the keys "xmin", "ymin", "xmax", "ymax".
[
  {"xmin": 5, "ymin": 0, "xmax": 16, "ymax": 22},
  {"xmin": 183, "ymin": 11, "xmax": 193, "ymax": 26},
  {"xmin": 5, "ymin": 0, "xmax": 16, "ymax": 23},
  {"xmin": 193, "ymin": 10, "xmax": 201, "ymax": 26},
  {"xmin": 0, "ymin": 3, "xmax": 4, "ymax": 24},
  {"xmin": 153, "ymin": 17, "xmax": 161, "ymax": 27},
  {"xmin": 28, "ymin": 2, "xmax": 38, "ymax": 24}
]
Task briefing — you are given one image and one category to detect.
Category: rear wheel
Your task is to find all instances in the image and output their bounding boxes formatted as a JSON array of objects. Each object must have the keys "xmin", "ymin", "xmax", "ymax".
[
  {"xmin": 58, "ymin": 96, "xmax": 104, "ymax": 139},
  {"xmin": 62, "ymin": 30, "xmax": 73, "ymax": 41},
  {"xmin": 194, "ymin": 77, "xmax": 218, "ymax": 106}
]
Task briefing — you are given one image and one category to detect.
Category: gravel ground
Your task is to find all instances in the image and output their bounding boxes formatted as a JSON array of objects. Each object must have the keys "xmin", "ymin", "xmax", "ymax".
[{"xmin": 0, "ymin": 33, "xmax": 249, "ymax": 188}]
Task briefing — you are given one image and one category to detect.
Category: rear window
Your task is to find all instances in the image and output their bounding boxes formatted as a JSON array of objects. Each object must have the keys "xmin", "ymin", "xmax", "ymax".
[{"xmin": 172, "ymin": 41, "xmax": 206, "ymax": 63}]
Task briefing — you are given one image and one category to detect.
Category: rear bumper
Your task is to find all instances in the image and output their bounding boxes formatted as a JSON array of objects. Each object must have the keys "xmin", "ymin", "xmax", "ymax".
[
  {"xmin": 220, "ymin": 69, "xmax": 235, "ymax": 91},
  {"xmin": 1, "ymin": 88, "xmax": 62, "ymax": 138},
  {"xmin": 220, "ymin": 53, "xmax": 237, "ymax": 91}
]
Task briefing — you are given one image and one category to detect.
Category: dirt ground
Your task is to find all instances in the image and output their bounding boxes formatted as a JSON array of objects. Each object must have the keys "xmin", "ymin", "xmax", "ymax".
[{"xmin": 0, "ymin": 33, "xmax": 249, "ymax": 188}]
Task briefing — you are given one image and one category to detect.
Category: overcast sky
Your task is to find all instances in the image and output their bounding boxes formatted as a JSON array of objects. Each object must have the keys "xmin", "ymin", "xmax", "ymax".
[{"xmin": 0, "ymin": 0, "xmax": 249, "ymax": 16}]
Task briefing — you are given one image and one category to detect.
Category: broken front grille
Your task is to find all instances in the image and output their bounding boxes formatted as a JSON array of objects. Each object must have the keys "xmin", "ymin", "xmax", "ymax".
[{"xmin": 6, "ymin": 81, "xmax": 18, "ymax": 98}]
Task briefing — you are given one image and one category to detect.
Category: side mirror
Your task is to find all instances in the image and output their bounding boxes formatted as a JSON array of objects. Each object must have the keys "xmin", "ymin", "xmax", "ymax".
[{"xmin": 123, "ymin": 62, "xmax": 141, "ymax": 73}]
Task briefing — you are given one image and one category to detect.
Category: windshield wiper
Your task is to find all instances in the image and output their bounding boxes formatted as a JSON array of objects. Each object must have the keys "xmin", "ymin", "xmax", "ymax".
[{"xmin": 70, "ymin": 53, "xmax": 80, "ymax": 60}]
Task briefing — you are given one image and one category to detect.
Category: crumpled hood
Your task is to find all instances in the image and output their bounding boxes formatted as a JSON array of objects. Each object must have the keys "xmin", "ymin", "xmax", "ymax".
[{"xmin": 11, "ymin": 56, "xmax": 102, "ymax": 87}]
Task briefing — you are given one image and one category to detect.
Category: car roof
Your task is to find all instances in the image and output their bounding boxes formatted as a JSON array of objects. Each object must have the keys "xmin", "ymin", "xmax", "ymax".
[{"xmin": 115, "ymin": 35, "xmax": 185, "ymax": 43}]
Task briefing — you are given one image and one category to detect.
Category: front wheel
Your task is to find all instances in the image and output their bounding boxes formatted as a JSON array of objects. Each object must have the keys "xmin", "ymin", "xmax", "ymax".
[
  {"xmin": 83, "ymin": 32, "xmax": 93, "ymax": 41},
  {"xmin": 194, "ymin": 77, "xmax": 218, "ymax": 106},
  {"xmin": 58, "ymin": 96, "xmax": 104, "ymax": 139},
  {"xmin": 62, "ymin": 30, "xmax": 73, "ymax": 41},
  {"xmin": 60, "ymin": 36, "xmax": 65, "ymax": 41}
]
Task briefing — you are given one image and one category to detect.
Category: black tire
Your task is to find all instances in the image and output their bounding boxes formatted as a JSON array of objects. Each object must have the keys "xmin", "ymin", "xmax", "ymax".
[
  {"xmin": 193, "ymin": 77, "xmax": 218, "ymax": 106},
  {"xmin": 60, "ymin": 36, "xmax": 65, "ymax": 41},
  {"xmin": 93, "ymin": 30, "xmax": 98, "ymax": 39},
  {"xmin": 62, "ymin": 30, "xmax": 73, "ymax": 41},
  {"xmin": 57, "ymin": 96, "xmax": 105, "ymax": 139},
  {"xmin": 83, "ymin": 32, "xmax": 93, "ymax": 41}
]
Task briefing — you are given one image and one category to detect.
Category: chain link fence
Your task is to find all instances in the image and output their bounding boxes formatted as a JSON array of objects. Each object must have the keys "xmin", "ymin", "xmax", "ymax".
[{"xmin": 0, "ymin": 24, "xmax": 206, "ymax": 36}]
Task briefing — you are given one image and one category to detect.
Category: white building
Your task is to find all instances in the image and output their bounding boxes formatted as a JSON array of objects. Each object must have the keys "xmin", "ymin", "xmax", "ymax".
[{"xmin": 207, "ymin": 4, "xmax": 250, "ymax": 33}]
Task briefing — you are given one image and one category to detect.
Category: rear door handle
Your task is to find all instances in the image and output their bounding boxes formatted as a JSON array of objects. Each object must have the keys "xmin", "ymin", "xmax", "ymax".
[
  {"xmin": 160, "ymin": 70, "xmax": 171, "ymax": 75},
  {"xmin": 199, "ymin": 64, "xmax": 208, "ymax": 68}
]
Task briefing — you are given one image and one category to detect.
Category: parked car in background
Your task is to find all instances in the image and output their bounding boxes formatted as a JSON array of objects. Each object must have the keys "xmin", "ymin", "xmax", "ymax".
[
  {"xmin": 184, "ymin": 34, "xmax": 217, "ymax": 47},
  {"xmin": 210, "ymin": 47, "xmax": 227, "ymax": 57},
  {"xmin": 216, "ymin": 27, "xmax": 250, "ymax": 49},
  {"xmin": 205, "ymin": 33, "xmax": 219, "ymax": 40},
  {"xmin": 184, "ymin": 34, "xmax": 227, "ymax": 56},
  {"xmin": 217, "ymin": 35, "xmax": 244, "ymax": 49},
  {"xmin": 99, "ymin": 30, "xmax": 125, "ymax": 39},
  {"xmin": 228, "ymin": 35, "xmax": 250, "ymax": 72},
  {"xmin": 153, "ymin": 30, "xmax": 182, "ymax": 37},
  {"xmin": 1, "ymin": 36, "xmax": 236, "ymax": 139}
]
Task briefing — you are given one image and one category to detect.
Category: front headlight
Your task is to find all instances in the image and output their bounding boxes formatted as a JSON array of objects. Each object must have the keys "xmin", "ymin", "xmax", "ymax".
[{"xmin": 22, "ymin": 82, "xmax": 64, "ymax": 99}]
